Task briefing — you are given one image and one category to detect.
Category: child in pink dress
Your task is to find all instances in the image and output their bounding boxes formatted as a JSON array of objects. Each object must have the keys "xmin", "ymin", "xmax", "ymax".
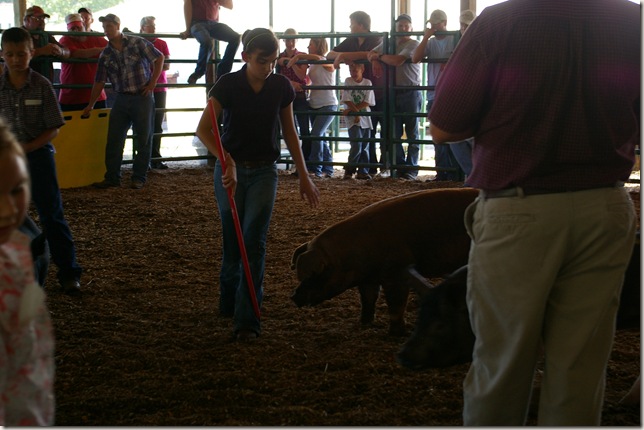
[{"xmin": 0, "ymin": 118, "xmax": 55, "ymax": 426}]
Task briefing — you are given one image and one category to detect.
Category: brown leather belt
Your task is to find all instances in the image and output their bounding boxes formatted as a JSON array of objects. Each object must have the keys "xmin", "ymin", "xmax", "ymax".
[
  {"xmin": 236, "ymin": 160, "xmax": 275, "ymax": 169},
  {"xmin": 480, "ymin": 182, "xmax": 625, "ymax": 199}
]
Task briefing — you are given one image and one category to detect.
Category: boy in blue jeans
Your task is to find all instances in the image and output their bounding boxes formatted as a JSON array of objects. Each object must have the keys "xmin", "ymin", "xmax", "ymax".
[
  {"xmin": 341, "ymin": 62, "xmax": 375, "ymax": 180},
  {"xmin": 0, "ymin": 27, "xmax": 82, "ymax": 295}
]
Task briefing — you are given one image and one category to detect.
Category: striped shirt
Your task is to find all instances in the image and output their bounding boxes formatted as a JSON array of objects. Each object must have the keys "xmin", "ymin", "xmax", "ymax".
[
  {"xmin": 95, "ymin": 33, "xmax": 162, "ymax": 94},
  {"xmin": 0, "ymin": 69, "xmax": 65, "ymax": 145}
]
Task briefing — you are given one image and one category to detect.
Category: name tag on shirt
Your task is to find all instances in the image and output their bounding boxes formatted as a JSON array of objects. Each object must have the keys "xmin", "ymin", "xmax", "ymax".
[{"xmin": 25, "ymin": 99, "xmax": 42, "ymax": 106}]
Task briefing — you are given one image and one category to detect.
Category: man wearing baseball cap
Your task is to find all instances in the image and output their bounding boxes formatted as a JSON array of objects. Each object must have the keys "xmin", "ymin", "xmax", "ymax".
[
  {"xmin": 367, "ymin": 13, "xmax": 422, "ymax": 180},
  {"xmin": 411, "ymin": 9, "xmax": 461, "ymax": 181},
  {"xmin": 22, "ymin": 5, "xmax": 69, "ymax": 81},
  {"xmin": 58, "ymin": 13, "xmax": 108, "ymax": 111},
  {"xmin": 78, "ymin": 7, "xmax": 97, "ymax": 32},
  {"xmin": 83, "ymin": 13, "xmax": 164, "ymax": 190}
]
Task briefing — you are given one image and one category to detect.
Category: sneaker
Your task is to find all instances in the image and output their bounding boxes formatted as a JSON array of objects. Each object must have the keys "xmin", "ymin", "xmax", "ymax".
[
  {"xmin": 323, "ymin": 172, "xmax": 333, "ymax": 178},
  {"xmin": 343, "ymin": 172, "xmax": 353, "ymax": 180},
  {"xmin": 92, "ymin": 179, "xmax": 120, "ymax": 189},
  {"xmin": 376, "ymin": 170, "xmax": 391, "ymax": 178},
  {"xmin": 188, "ymin": 72, "xmax": 203, "ymax": 84},
  {"xmin": 131, "ymin": 179, "xmax": 145, "ymax": 189},
  {"xmin": 356, "ymin": 173, "xmax": 372, "ymax": 180},
  {"xmin": 401, "ymin": 172, "xmax": 416, "ymax": 181},
  {"xmin": 151, "ymin": 161, "xmax": 169, "ymax": 170}
]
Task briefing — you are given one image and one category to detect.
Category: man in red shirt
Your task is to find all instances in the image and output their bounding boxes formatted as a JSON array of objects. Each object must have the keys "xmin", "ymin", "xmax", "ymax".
[{"xmin": 59, "ymin": 13, "xmax": 108, "ymax": 111}]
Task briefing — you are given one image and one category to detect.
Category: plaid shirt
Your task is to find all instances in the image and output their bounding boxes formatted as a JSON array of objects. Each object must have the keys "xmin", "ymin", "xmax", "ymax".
[
  {"xmin": 0, "ymin": 69, "xmax": 64, "ymax": 144},
  {"xmin": 95, "ymin": 33, "xmax": 162, "ymax": 94},
  {"xmin": 275, "ymin": 49, "xmax": 308, "ymax": 89}
]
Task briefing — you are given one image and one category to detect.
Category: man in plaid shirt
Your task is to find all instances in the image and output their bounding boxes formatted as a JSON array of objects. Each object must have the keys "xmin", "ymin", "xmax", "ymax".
[{"xmin": 82, "ymin": 13, "xmax": 164, "ymax": 190}]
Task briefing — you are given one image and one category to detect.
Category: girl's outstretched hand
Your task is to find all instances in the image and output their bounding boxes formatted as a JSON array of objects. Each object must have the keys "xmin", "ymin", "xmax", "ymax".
[{"xmin": 299, "ymin": 175, "xmax": 320, "ymax": 208}]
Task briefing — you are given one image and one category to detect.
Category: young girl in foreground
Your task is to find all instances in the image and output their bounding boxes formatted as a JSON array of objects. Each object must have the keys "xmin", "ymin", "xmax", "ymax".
[
  {"xmin": 196, "ymin": 28, "xmax": 320, "ymax": 342},
  {"xmin": 0, "ymin": 118, "xmax": 55, "ymax": 425}
]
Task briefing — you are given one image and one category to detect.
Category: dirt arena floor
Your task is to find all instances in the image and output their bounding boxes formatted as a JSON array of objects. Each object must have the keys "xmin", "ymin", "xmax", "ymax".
[{"xmin": 44, "ymin": 165, "xmax": 640, "ymax": 426}]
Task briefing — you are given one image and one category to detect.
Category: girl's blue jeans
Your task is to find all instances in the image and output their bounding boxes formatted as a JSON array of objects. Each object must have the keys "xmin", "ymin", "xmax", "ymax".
[{"xmin": 214, "ymin": 162, "xmax": 278, "ymax": 335}]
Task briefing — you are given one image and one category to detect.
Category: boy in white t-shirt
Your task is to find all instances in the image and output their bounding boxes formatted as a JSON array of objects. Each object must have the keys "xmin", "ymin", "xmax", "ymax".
[{"xmin": 341, "ymin": 62, "xmax": 375, "ymax": 180}]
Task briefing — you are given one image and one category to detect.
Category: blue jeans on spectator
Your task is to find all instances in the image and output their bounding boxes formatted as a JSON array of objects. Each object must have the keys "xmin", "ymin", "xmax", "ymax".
[
  {"xmin": 293, "ymin": 95, "xmax": 311, "ymax": 160},
  {"xmin": 368, "ymin": 98, "xmax": 385, "ymax": 174},
  {"xmin": 427, "ymin": 98, "xmax": 462, "ymax": 180},
  {"xmin": 105, "ymin": 93, "xmax": 154, "ymax": 184},
  {"xmin": 449, "ymin": 137, "xmax": 474, "ymax": 183},
  {"xmin": 191, "ymin": 20, "xmax": 240, "ymax": 77},
  {"xmin": 151, "ymin": 91, "xmax": 167, "ymax": 161},
  {"xmin": 27, "ymin": 144, "xmax": 82, "ymax": 284},
  {"xmin": 345, "ymin": 126, "xmax": 370, "ymax": 176},
  {"xmin": 394, "ymin": 89, "xmax": 422, "ymax": 178},
  {"xmin": 214, "ymin": 162, "xmax": 277, "ymax": 336},
  {"xmin": 309, "ymin": 104, "xmax": 336, "ymax": 176}
]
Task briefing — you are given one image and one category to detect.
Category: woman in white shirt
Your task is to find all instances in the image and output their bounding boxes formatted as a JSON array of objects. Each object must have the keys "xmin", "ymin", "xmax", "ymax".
[{"xmin": 288, "ymin": 38, "xmax": 338, "ymax": 178}]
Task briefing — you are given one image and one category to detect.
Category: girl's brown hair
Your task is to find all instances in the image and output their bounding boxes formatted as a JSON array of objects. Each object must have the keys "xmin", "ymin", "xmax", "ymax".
[
  {"xmin": 242, "ymin": 28, "xmax": 279, "ymax": 56},
  {"xmin": 310, "ymin": 37, "xmax": 329, "ymax": 56}
]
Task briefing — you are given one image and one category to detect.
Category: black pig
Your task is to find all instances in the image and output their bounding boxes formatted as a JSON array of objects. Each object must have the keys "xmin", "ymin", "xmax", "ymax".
[{"xmin": 398, "ymin": 235, "xmax": 641, "ymax": 370}]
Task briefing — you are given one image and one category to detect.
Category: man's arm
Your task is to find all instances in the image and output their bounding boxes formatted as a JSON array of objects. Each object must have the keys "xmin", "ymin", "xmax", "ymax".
[
  {"xmin": 331, "ymin": 51, "xmax": 369, "ymax": 69},
  {"xmin": 218, "ymin": 0, "xmax": 233, "ymax": 10},
  {"xmin": 144, "ymin": 55, "xmax": 165, "ymax": 95},
  {"xmin": 23, "ymin": 128, "xmax": 59, "ymax": 153},
  {"xmin": 368, "ymin": 49, "xmax": 408, "ymax": 67},
  {"xmin": 180, "ymin": 0, "xmax": 193, "ymax": 38},
  {"xmin": 429, "ymin": 123, "xmax": 474, "ymax": 144},
  {"xmin": 81, "ymin": 82, "xmax": 107, "ymax": 117},
  {"xmin": 411, "ymin": 28, "xmax": 435, "ymax": 63},
  {"xmin": 68, "ymin": 46, "xmax": 104, "ymax": 59}
]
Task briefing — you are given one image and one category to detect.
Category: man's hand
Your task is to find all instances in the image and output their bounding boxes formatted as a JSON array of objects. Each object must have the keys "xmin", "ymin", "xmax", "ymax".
[
  {"xmin": 332, "ymin": 53, "xmax": 345, "ymax": 69},
  {"xmin": 81, "ymin": 105, "xmax": 93, "ymax": 118},
  {"xmin": 179, "ymin": 30, "xmax": 191, "ymax": 40},
  {"xmin": 423, "ymin": 27, "xmax": 437, "ymax": 40}
]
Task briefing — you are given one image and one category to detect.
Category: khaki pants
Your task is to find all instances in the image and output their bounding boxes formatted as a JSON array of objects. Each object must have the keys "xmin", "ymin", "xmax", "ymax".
[{"xmin": 462, "ymin": 186, "xmax": 636, "ymax": 426}]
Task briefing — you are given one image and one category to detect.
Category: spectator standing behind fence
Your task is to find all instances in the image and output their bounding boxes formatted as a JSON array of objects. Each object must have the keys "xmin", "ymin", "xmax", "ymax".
[
  {"xmin": 0, "ymin": 118, "xmax": 55, "ymax": 426},
  {"xmin": 82, "ymin": 14, "xmax": 164, "ymax": 190},
  {"xmin": 442, "ymin": 9, "xmax": 476, "ymax": 182},
  {"xmin": 58, "ymin": 13, "xmax": 108, "ymax": 112},
  {"xmin": 180, "ymin": 0, "xmax": 241, "ymax": 84},
  {"xmin": 195, "ymin": 28, "xmax": 319, "ymax": 341},
  {"xmin": 140, "ymin": 16, "xmax": 171, "ymax": 170},
  {"xmin": 275, "ymin": 28, "xmax": 311, "ymax": 160},
  {"xmin": 341, "ymin": 63, "xmax": 374, "ymax": 180},
  {"xmin": 327, "ymin": 11, "xmax": 385, "ymax": 177},
  {"xmin": 429, "ymin": 0, "xmax": 639, "ymax": 425},
  {"xmin": 0, "ymin": 27, "xmax": 83, "ymax": 296},
  {"xmin": 21, "ymin": 5, "xmax": 70, "ymax": 83},
  {"xmin": 368, "ymin": 13, "xmax": 422, "ymax": 180},
  {"xmin": 411, "ymin": 9, "xmax": 460, "ymax": 181},
  {"xmin": 288, "ymin": 38, "xmax": 337, "ymax": 178},
  {"xmin": 78, "ymin": 7, "xmax": 98, "ymax": 32}
]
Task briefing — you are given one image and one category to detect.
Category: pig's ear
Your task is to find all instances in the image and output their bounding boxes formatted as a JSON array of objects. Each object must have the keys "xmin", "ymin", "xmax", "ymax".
[
  {"xmin": 295, "ymin": 249, "xmax": 327, "ymax": 281},
  {"xmin": 291, "ymin": 242, "xmax": 309, "ymax": 270},
  {"xmin": 405, "ymin": 266, "xmax": 436, "ymax": 299}
]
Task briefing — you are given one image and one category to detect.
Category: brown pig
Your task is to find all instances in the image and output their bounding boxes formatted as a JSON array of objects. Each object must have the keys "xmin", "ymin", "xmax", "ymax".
[{"xmin": 291, "ymin": 188, "xmax": 479, "ymax": 336}]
